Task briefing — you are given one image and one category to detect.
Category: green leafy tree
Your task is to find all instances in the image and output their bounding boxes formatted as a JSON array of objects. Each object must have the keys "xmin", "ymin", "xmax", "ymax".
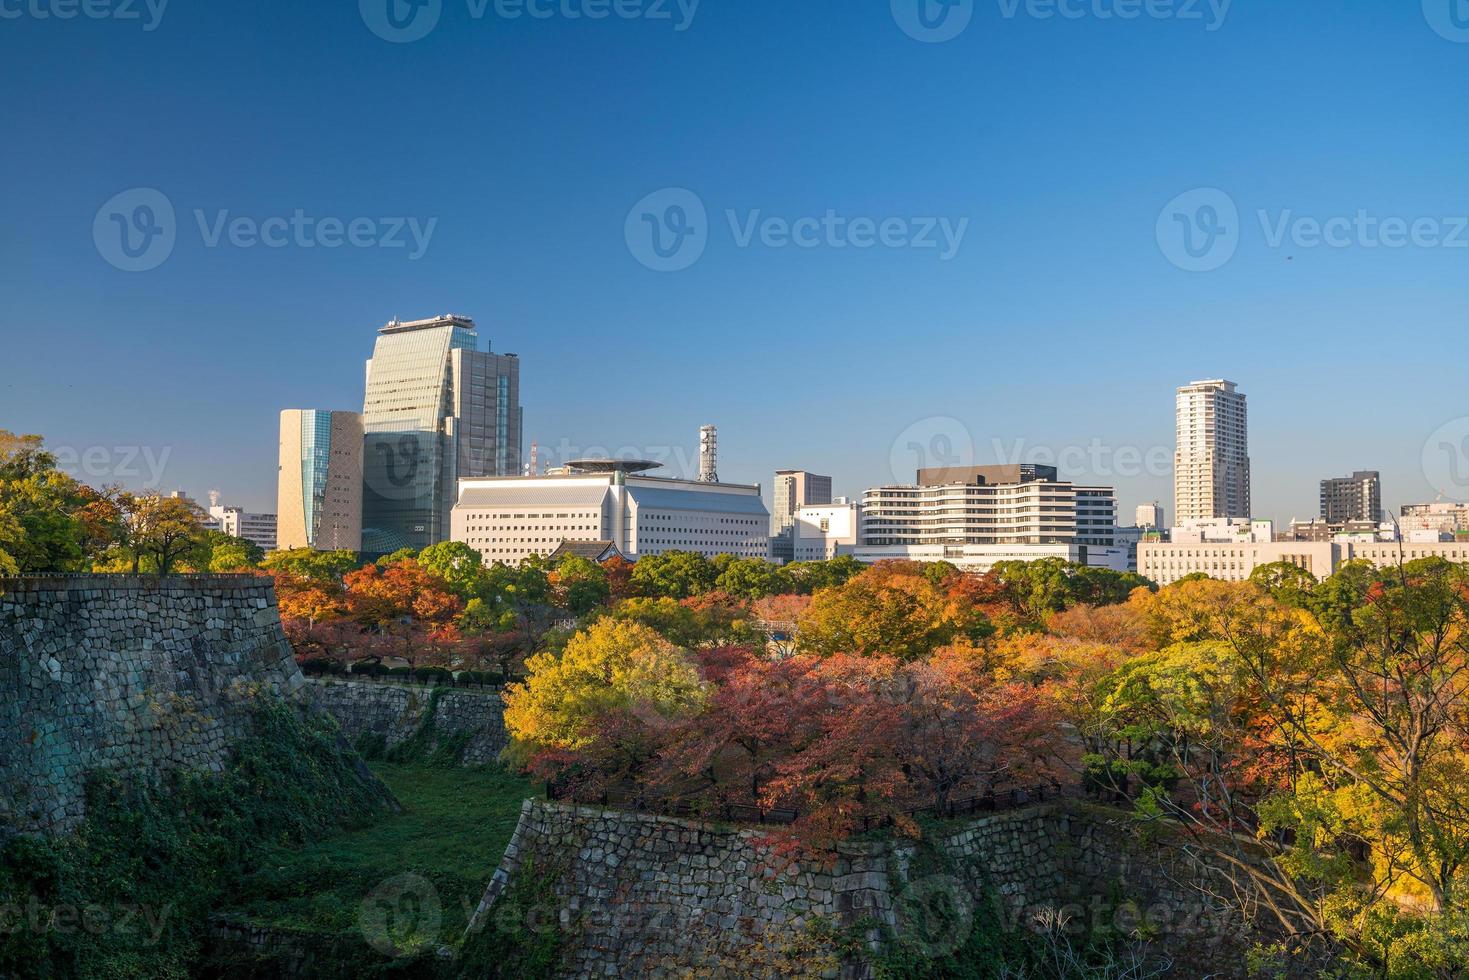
[
  {"xmin": 1248, "ymin": 560, "xmax": 1318, "ymax": 609},
  {"xmin": 417, "ymin": 540, "xmax": 488, "ymax": 600},
  {"xmin": 0, "ymin": 431, "xmax": 87, "ymax": 573},
  {"xmin": 378, "ymin": 546, "xmax": 420, "ymax": 567},
  {"xmin": 261, "ymin": 548, "xmax": 361, "ymax": 583},
  {"xmin": 552, "ymin": 555, "xmax": 610, "ymax": 615},
  {"xmin": 784, "ymin": 555, "xmax": 864, "ymax": 594},
  {"xmin": 198, "ymin": 531, "xmax": 265, "ymax": 571},
  {"xmin": 629, "ymin": 550, "xmax": 717, "ymax": 599},
  {"xmin": 714, "ymin": 557, "xmax": 793, "ymax": 600},
  {"xmin": 116, "ymin": 492, "xmax": 208, "ymax": 574}
]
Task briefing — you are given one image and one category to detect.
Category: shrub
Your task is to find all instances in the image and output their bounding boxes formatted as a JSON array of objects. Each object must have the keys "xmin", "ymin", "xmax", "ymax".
[
  {"xmin": 0, "ymin": 700, "xmax": 393, "ymax": 978},
  {"xmin": 415, "ymin": 667, "xmax": 453, "ymax": 686}
]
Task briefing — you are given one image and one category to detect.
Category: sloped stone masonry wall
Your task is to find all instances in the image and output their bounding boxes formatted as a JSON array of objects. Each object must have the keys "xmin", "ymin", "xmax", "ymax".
[
  {"xmin": 306, "ymin": 679, "xmax": 507, "ymax": 765},
  {"xmin": 470, "ymin": 800, "xmax": 1255, "ymax": 979},
  {"xmin": 0, "ymin": 576, "xmax": 309, "ymax": 835}
]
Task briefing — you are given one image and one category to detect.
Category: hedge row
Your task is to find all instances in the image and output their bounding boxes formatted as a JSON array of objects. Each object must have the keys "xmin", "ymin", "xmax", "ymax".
[{"xmin": 296, "ymin": 659, "xmax": 505, "ymax": 686}]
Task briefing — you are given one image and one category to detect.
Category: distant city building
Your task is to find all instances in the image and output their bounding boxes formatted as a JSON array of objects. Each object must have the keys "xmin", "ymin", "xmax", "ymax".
[
  {"xmin": 1135, "ymin": 502, "xmax": 1165, "ymax": 530},
  {"xmin": 451, "ymin": 459, "xmax": 769, "ymax": 564},
  {"xmin": 855, "ymin": 464, "xmax": 1126, "ymax": 574},
  {"xmin": 361, "ymin": 314, "xmax": 522, "ymax": 554},
  {"xmin": 1113, "ymin": 526, "xmax": 1144, "ymax": 573},
  {"xmin": 770, "ymin": 470, "xmax": 833, "ymax": 562},
  {"xmin": 199, "ymin": 491, "xmax": 278, "ymax": 551},
  {"xmin": 1140, "ymin": 538, "xmax": 1469, "ymax": 586},
  {"xmin": 792, "ymin": 499, "xmax": 859, "ymax": 562},
  {"xmin": 1278, "ymin": 518, "xmax": 1393, "ymax": 544},
  {"xmin": 1400, "ymin": 501, "xmax": 1469, "ymax": 536},
  {"xmin": 277, "ymin": 410, "xmax": 364, "ymax": 552},
  {"xmin": 1320, "ymin": 471, "xmax": 1382, "ymax": 524},
  {"xmin": 1171, "ymin": 517, "xmax": 1274, "ymax": 544},
  {"xmin": 1174, "ymin": 379, "xmax": 1250, "ymax": 524}
]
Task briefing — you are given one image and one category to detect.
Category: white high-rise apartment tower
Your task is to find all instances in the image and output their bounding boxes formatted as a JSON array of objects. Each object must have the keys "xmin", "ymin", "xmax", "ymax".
[{"xmin": 1174, "ymin": 379, "xmax": 1250, "ymax": 524}]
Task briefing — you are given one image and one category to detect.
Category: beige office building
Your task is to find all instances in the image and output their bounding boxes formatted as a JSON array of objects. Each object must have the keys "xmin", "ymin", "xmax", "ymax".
[
  {"xmin": 1400, "ymin": 501, "xmax": 1469, "ymax": 536},
  {"xmin": 1140, "ymin": 539, "xmax": 1469, "ymax": 586},
  {"xmin": 277, "ymin": 410, "xmax": 364, "ymax": 552},
  {"xmin": 1174, "ymin": 379, "xmax": 1250, "ymax": 524}
]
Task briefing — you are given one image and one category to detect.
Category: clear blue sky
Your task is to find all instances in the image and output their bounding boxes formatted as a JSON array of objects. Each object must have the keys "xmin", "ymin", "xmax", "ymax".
[{"xmin": 3, "ymin": 0, "xmax": 1467, "ymax": 525}]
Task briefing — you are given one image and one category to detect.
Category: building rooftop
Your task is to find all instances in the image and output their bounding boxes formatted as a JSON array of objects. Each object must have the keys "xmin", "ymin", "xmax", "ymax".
[
  {"xmin": 379, "ymin": 314, "xmax": 477, "ymax": 335},
  {"xmin": 565, "ymin": 459, "xmax": 662, "ymax": 475}
]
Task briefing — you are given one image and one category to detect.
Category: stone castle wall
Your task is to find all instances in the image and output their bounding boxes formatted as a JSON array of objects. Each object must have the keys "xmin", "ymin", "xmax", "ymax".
[
  {"xmin": 0, "ymin": 575, "xmax": 310, "ymax": 835},
  {"xmin": 307, "ymin": 679, "xmax": 508, "ymax": 765},
  {"xmin": 469, "ymin": 799, "xmax": 1255, "ymax": 978}
]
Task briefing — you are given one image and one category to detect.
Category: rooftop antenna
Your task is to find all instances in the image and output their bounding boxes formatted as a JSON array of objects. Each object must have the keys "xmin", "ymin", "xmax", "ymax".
[{"xmin": 698, "ymin": 425, "xmax": 718, "ymax": 483}]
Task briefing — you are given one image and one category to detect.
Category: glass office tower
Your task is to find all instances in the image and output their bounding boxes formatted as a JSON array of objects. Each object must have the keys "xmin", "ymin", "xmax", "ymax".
[{"xmin": 360, "ymin": 315, "xmax": 521, "ymax": 555}]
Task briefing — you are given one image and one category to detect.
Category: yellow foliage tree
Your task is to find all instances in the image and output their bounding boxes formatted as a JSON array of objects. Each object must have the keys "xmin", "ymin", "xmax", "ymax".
[{"xmin": 501, "ymin": 619, "xmax": 708, "ymax": 764}]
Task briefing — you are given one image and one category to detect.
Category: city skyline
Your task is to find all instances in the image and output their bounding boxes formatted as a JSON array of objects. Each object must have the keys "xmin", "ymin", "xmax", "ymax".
[{"xmin": 4, "ymin": 4, "xmax": 1468, "ymax": 525}]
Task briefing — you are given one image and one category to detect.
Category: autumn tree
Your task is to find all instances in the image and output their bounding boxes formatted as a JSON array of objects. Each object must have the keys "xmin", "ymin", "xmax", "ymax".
[
  {"xmin": 502, "ymin": 619, "xmax": 709, "ymax": 789},
  {"xmin": 796, "ymin": 561, "xmax": 990, "ymax": 661},
  {"xmin": 652, "ymin": 647, "xmax": 822, "ymax": 808},
  {"xmin": 1229, "ymin": 561, "xmax": 1469, "ymax": 925}
]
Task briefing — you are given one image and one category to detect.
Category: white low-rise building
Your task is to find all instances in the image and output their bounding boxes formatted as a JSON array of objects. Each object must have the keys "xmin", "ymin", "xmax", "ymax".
[
  {"xmin": 203, "ymin": 493, "xmax": 278, "ymax": 551},
  {"xmin": 1171, "ymin": 517, "xmax": 1275, "ymax": 544},
  {"xmin": 791, "ymin": 499, "xmax": 860, "ymax": 561},
  {"xmin": 451, "ymin": 460, "xmax": 769, "ymax": 565},
  {"xmin": 1140, "ymin": 539, "xmax": 1469, "ymax": 586}
]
